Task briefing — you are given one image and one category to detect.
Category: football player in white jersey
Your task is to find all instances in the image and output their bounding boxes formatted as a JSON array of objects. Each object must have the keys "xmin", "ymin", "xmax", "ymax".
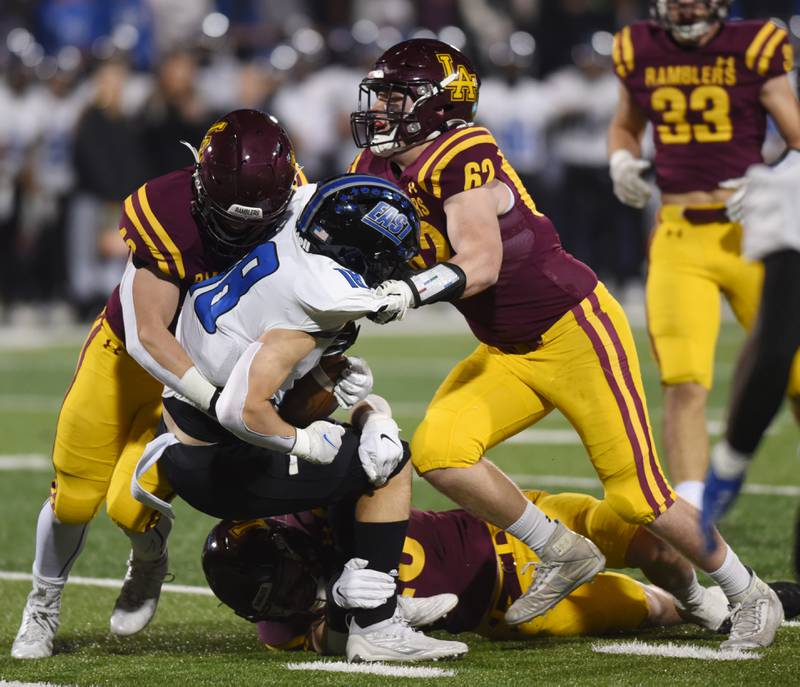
[
  {"xmin": 131, "ymin": 174, "xmax": 468, "ymax": 663},
  {"xmin": 702, "ymin": 153, "xmax": 800, "ymax": 570}
]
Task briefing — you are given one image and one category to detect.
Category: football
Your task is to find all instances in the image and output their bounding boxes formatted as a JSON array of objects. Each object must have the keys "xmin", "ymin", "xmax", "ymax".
[{"xmin": 279, "ymin": 354, "xmax": 348, "ymax": 427}]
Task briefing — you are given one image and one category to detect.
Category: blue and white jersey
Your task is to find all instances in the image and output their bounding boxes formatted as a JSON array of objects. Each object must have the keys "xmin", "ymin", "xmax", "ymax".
[{"xmin": 170, "ymin": 183, "xmax": 382, "ymax": 400}]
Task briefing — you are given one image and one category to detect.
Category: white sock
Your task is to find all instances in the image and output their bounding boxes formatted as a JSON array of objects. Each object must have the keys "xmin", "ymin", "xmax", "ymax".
[
  {"xmin": 124, "ymin": 516, "xmax": 172, "ymax": 562},
  {"xmin": 671, "ymin": 568, "xmax": 705, "ymax": 607},
  {"xmin": 708, "ymin": 545, "xmax": 752, "ymax": 600},
  {"xmin": 33, "ymin": 500, "xmax": 88, "ymax": 583},
  {"xmin": 675, "ymin": 480, "xmax": 704, "ymax": 509},
  {"xmin": 505, "ymin": 501, "xmax": 558, "ymax": 555}
]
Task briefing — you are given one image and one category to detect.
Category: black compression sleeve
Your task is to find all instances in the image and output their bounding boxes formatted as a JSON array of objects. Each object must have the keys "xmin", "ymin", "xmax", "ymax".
[{"xmin": 726, "ymin": 250, "xmax": 800, "ymax": 454}]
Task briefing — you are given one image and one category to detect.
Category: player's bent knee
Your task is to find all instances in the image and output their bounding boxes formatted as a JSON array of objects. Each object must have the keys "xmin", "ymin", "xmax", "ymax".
[
  {"xmin": 604, "ymin": 488, "xmax": 660, "ymax": 526},
  {"xmin": 51, "ymin": 475, "xmax": 105, "ymax": 525},
  {"xmin": 107, "ymin": 495, "xmax": 160, "ymax": 534},
  {"xmin": 410, "ymin": 416, "xmax": 484, "ymax": 475}
]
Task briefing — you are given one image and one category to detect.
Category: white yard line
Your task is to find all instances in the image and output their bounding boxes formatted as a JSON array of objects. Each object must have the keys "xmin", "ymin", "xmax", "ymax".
[
  {"xmin": 285, "ymin": 661, "xmax": 456, "ymax": 678},
  {"xmin": 0, "ymin": 571, "xmax": 213, "ymax": 596},
  {"xmin": 591, "ymin": 640, "xmax": 761, "ymax": 661}
]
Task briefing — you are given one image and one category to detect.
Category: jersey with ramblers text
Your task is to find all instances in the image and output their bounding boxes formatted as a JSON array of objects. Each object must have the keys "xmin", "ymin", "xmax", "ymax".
[{"xmin": 613, "ymin": 19, "xmax": 793, "ymax": 193}]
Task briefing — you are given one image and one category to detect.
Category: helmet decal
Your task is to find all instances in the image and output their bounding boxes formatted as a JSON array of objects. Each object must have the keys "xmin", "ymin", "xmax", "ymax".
[
  {"xmin": 198, "ymin": 120, "xmax": 228, "ymax": 161},
  {"xmin": 435, "ymin": 53, "xmax": 478, "ymax": 102},
  {"xmin": 361, "ymin": 201, "xmax": 414, "ymax": 245}
]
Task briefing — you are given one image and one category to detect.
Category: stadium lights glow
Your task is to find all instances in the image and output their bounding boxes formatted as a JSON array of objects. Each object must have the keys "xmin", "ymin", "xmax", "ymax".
[
  {"xmin": 202, "ymin": 12, "xmax": 230, "ymax": 38},
  {"xmin": 439, "ymin": 26, "xmax": 466, "ymax": 49},
  {"xmin": 20, "ymin": 42, "xmax": 44, "ymax": 68},
  {"xmin": 112, "ymin": 24, "xmax": 139, "ymax": 51},
  {"xmin": 352, "ymin": 19, "xmax": 379, "ymax": 45},
  {"xmin": 6, "ymin": 27, "xmax": 33, "ymax": 55},
  {"xmin": 270, "ymin": 44, "xmax": 298, "ymax": 71},
  {"xmin": 57, "ymin": 46, "xmax": 82, "ymax": 72},
  {"xmin": 591, "ymin": 31, "xmax": 614, "ymax": 57},
  {"xmin": 410, "ymin": 28, "xmax": 437, "ymax": 40},
  {"xmin": 509, "ymin": 30, "xmax": 535, "ymax": 57},
  {"xmin": 292, "ymin": 28, "xmax": 324, "ymax": 55},
  {"xmin": 377, "ymin": 26, "xmax": 403, "ymax": 51},
  {"xmin": 790, "ymin": 15, "xmax": 800, "ymax": 38}
]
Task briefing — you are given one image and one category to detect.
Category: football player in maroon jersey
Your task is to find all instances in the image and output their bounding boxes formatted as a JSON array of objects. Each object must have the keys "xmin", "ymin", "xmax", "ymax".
[
  {"xmin": 348, "ymin": 37, "xmax": 783, "ymax": 649},
  {"xmin": 12, "ymin": 110, "xmax": 308, "ymax": 660},
  {"xmin": 198, "ymin": 497, "xmax": 800, "ymax": 653},
  {"xmin": 607, "ymin": 1, "xmax": 800, "ymax": 514}
]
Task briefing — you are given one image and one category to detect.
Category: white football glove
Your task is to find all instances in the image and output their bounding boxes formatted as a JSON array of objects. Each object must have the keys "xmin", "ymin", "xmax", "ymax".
[
  {"xmin": 330, "ymin": 557, "xmax": 396, "ymax": 609},
  {"xmin": 738, "ymin": 161, "xmax": 800, "ymax": 261},
  {"xmin": 370, "ymin": 279, "xmax": 415, "ymax": 324},
  {"xmin": 333, "ymin": 356, "xmax": 373, "ymax": 409},
  {"xmin": 358, "ymin": 413, "xmax": 404, "ymax": 486},
  {"xmin": 720, "ymin": 176, "xmax": 748, "ymax": 223},
  {"xmin": 292, "ymin": 420, "xmax": 345, "ymax": 465},
  {"xmin": 609, "ymin": 149, "xmax": 652, "ymax": 209}
]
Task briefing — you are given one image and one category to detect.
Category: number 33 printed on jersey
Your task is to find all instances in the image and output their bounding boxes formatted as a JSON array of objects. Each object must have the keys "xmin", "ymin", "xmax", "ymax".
[{"xmin": 652, "ymin": 85, "xmax": 732, "ymax": 144}]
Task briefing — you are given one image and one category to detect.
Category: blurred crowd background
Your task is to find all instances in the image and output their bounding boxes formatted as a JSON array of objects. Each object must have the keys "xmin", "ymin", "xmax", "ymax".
[{"xmin": 0, "ymin": 0, "xmax": 799, "ymax": 326}]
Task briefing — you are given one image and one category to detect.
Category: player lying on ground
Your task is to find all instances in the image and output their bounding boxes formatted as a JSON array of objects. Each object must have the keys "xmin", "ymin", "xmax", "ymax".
[
  {"xmin": 701, "ymin": 152, "xmax": 800, "ymax": 572},
  {"xmin": 198, "ymin": 489, "xmax": 800, "ymax": 653},
  {"xmin": 132, "ymin": 174, "xmax": 467, "ymax": 663}
]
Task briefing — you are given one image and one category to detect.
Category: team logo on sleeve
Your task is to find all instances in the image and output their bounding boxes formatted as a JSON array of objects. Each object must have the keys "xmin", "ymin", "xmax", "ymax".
[
  {"xmin": 361, "ymin": 201, "xmax": 414, "ymax": 245},
  {"xmin": 435, "ymin": 53, "xmax": 478, "ymax": 102}
]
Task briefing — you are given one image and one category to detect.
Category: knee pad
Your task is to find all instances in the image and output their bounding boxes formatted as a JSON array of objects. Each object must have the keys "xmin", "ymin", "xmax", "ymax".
[
  {"xmin": 410, "ymin": 412, "xmax": 484, "ymax": 475},
  {"xmin": 602, "ymin": 470, "xmax": 663, "ymax": 526},
  {"xmin": 51, "ymin": 475, "xmax": 105, "ymax": 526}
]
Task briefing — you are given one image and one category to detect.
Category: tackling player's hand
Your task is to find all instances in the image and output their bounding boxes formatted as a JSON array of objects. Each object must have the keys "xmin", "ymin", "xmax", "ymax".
[
  {"xmin": 700, "ymin": 442, "xmax": 749, "ymax": 553},
  {"xmin": 292, "ymin": 420, "xmax": 345, "ymax": 465},
  {"xmin": 609, "ymin": 149, "xmax": 652, "ymax": 209},
  {"xmin": 720, "ymin": 177, "xmax": 748, "ymax": 223},
  {"xmin": 369, "ymin": 280, "xmax": 414, "ymax": 324},
  {"xmin": 330, "ymin": 558, "xmax": 396, "ymax": 609},
  {"xmin": 333, "ymin": 356, "xmax": 373, "ymax": 409},
  {"xmin": 357, "ymin": 413, "xmax": 403, "ymax": 486}
]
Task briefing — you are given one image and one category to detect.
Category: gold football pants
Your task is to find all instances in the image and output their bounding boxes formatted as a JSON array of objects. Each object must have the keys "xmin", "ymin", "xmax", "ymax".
[
  {"xmin": 411, "ymin": 282, "xmax": 675, "ymax": 525},
  {"xmin": 647, "ymin": 205, "xmax": 800, "ymax": 391},
  {"xmin": 50, "ymin": 313, "xmax": 171, "ymax": 532}
]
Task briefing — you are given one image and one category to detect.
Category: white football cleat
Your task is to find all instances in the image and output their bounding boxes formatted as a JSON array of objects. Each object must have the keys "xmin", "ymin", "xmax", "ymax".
[
  {"xmin": 11, "ymin": 574, "xmax": 62, "ymax": 659},
  {"xmin": 674, "ymin": 585, "xmax": 730, "ymax": 631},
  {"xmin": 505, "ymin": 521, "xmax": 605, "ymax": 625},
  {"xmin": 109, "ymin": 551, "xmax": 168, "ymax": 636},
  {"xmin": 397, "ymin": 593, "xmax": 458, "ymax": 627},
  {"xmin": 722, "ymin": 573, "xmax": 784, "ymax": 650},
  {"xmin": 346, "ymin": 612, "xmax": 468, "ymax": 663}
]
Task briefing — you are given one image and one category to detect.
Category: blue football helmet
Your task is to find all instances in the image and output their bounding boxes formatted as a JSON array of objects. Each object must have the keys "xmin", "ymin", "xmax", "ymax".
[{"xmin": 297, "ymin": 174, "xmax": 420, "ymax": 287}]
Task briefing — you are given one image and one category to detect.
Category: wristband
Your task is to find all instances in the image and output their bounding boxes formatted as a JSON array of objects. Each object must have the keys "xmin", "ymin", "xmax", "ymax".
[
  {"xmin": 292, "ymin": 427, "xmax": 310, "ymax": 458},
  {"xmin": 179, "ymin": 366, "xmax": 217, "ymax": 411},
  {"xmin": 404, "ymin": 263, "xmax": 466, "ymax": 306}
]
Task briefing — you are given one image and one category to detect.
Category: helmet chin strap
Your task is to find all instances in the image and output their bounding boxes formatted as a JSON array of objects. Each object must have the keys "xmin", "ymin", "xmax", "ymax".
[{"xmin": 370, "ymin": 126, "xmax": 445, "ymax": 159}]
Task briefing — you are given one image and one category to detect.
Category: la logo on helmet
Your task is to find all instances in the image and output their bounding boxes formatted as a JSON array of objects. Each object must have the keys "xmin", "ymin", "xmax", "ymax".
[
  {"xmin": 436, "ymin": 53, "xmax": 478, "ymax": 102},
  {"xmin": 198, "ymin": 120, "xmax": 229, "ymax": 161}
]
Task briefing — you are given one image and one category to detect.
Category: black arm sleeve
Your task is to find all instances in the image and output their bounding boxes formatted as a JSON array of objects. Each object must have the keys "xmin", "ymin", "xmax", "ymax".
[{"xmin": 726, "ymin": 250, "xmax": 800, "ymax": 454}]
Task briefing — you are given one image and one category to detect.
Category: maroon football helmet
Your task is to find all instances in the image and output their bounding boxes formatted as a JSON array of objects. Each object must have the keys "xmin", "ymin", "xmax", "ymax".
[
  {"xmin": 191, "ymin": 109, "xmax": 296, "ymax": 256},
  {"xmin": 202, "ymin": 518, "xmax": 327, "ymax": 622},
  {"xmin": 650, "ymin": 1, "xmax": 730, "ymax": 43},
  {"xmin": 351, "ymin": 39, "xmax": 481, "ymax": 157}
]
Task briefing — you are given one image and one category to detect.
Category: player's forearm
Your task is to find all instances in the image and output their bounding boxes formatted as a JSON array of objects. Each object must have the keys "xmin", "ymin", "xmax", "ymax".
[
  {"xmin": 607, "ymin": 122, "xmax": 642, "ymax": 159},
  {"xmin": 448, "ymin": 251, "xmax": 500, "ymax": 297}
]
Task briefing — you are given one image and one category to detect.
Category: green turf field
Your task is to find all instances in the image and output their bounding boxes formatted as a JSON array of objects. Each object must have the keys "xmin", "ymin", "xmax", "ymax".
[{"xmin": 1, "ymin": 324, "xmax": 798, "ymax": 686}]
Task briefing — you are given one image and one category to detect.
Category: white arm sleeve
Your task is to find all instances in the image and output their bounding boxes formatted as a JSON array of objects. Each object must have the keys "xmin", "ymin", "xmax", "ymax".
[
  {"xmin": 119, "ymin": 262, "xmax": 216, "ymax": 410},
  {"xmin": 214, "ymin": 341, "xmax": 296, "ymax": 452}
]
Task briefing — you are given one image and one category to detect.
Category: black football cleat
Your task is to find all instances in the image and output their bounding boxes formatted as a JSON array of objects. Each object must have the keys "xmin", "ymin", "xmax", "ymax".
[{"xmin": 768, "ymin": 581, "xmax": 800, "ymax": 620}]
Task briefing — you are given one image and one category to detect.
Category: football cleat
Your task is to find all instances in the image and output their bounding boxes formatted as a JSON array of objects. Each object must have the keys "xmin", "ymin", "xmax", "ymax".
[
  {"xmin": 722, "ymin": 572, "xmax": 784, "ymax": 649},
  {"xmin": 11, "ymin": 574, "xmax": 62, "ymax": 659},
  {"xmin": 346, "ymin": 612, "xmax": 468, "ymax": 663},
  {"xmin": 674, "ymin": 585, "xmax": 730, "ymax": 632},
  {"xmin": 109, "ymin": 551, "xmax": 169, "ymax": 636},
  {"xmin": 397, "ymin": 593, "xmax": 458, "ymax": 627},
  {"xmin": 504, "ymin": 521, "xmax": 605, "ymax": 625}
]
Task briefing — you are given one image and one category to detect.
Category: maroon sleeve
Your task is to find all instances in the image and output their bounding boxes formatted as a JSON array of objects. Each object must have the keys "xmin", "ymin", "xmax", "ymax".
[{"xmin": 743, "ymin": 19, "xmax": 792, "ymax": 79}]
